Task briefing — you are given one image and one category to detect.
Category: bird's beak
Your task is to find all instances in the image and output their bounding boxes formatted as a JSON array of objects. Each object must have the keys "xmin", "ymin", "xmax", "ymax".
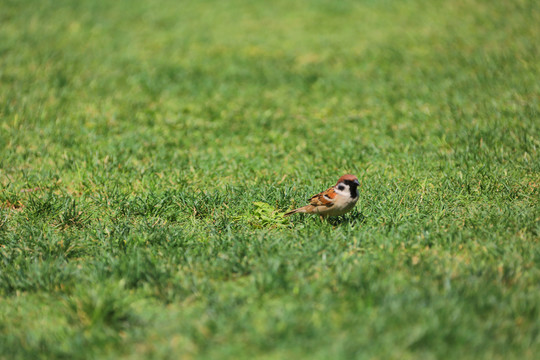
[{"xmin": 354, "ymin": 179, "xmax": 360, "ymax": 186}]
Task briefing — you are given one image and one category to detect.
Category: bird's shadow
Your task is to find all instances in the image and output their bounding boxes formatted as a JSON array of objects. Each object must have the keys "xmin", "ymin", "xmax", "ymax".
[{"xmin": 327, "ymin": 210, "xmax": 367, "ymax": 227}]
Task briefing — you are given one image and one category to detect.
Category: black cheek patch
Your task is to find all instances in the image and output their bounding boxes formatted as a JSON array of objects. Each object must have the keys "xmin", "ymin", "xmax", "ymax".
[{"xmin": 344, "ymin": 180, "xmax": 359, "ymax": 198}]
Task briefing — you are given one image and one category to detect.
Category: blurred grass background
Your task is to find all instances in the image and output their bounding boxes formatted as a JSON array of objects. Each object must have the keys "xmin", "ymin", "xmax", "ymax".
[{"xmin": 0, "ymin": 0, "xmax": 539, "ymax": 359}]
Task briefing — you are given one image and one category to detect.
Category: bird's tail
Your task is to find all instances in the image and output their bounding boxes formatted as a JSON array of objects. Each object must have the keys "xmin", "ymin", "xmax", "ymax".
[{"xmin": 284, "ymin": 206, "xmax": 310, "ymax": 217}]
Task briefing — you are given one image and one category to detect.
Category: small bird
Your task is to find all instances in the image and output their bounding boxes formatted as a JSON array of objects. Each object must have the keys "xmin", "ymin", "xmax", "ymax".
[{"xmin": 284, "ymin": 174, "xmax": 360, "ymax": 220}]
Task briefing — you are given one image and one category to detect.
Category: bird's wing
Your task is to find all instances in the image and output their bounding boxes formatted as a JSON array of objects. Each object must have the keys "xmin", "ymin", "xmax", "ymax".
[{"xmin": 308, "ymin": 187, "xmax": 336, "ymax": 207}]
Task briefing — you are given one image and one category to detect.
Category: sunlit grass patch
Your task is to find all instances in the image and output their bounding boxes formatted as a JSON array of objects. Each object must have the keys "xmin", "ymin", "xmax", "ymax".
[{"xmin": 0, "ymin": 0, "xmax": 538, "ymax": 358}]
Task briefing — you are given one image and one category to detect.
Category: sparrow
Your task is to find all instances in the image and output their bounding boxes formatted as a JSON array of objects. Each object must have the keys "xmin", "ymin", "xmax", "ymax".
[{"xmin": 284, "ymin": 174, "xmax": 360, "ymax": 220}]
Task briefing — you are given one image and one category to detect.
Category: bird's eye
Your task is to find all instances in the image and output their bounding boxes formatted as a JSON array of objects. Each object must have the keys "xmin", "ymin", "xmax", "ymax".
[{"xmin": 338, "ymin": 185, "xmax": 345, "ymax": 191}]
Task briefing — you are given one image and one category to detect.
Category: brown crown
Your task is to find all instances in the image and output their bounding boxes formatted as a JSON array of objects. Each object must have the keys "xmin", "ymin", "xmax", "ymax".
[{"xmin": 336, "ymin": 174, "xmax": 358, "ymax": 184}]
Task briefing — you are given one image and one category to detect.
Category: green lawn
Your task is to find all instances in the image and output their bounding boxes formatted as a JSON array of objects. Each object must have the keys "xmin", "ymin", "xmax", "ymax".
[{"xmin": 1, "ymin": 0, "xmax": 539, "ymax": 358}]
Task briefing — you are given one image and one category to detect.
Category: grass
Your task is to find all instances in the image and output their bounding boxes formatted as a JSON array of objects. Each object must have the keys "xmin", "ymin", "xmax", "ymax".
[{"xmin": 0, "ymin": 0, "xmax": 539, "ymax": 358}]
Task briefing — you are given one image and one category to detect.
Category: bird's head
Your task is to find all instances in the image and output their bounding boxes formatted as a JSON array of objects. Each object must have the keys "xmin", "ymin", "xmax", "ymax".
[{"xmin": 334, "ymin": 174, "xmax": 360, "ymax": 198}]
